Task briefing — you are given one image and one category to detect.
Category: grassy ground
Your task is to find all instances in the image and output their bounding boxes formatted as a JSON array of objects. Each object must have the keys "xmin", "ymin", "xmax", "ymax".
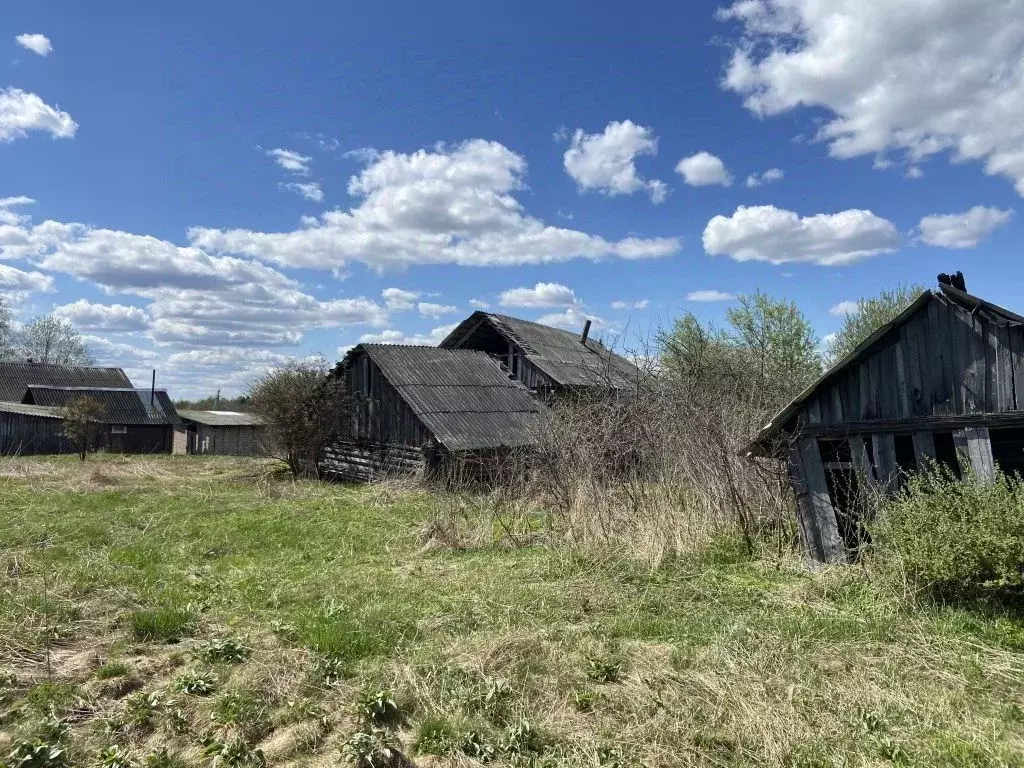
[{"xmin": 1, "ymin": 456, "xmax": 1023, "ymax": 767}]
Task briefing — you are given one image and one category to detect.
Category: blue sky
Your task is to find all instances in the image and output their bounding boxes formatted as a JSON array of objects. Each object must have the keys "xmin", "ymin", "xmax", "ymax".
[{"xmin": 2, "ymin": 0, "xmax": 1023, "ymax": 396}]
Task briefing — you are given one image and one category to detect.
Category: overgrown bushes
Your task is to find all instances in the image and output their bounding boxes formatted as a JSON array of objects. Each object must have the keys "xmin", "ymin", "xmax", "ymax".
[{"xmin": 871, "ymin": 468, "xmax": 1024, "ymax": 600}]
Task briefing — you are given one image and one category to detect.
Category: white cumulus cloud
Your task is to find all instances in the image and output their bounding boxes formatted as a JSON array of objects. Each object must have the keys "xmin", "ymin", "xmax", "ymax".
[
  {"xmin": 745, "ymin": 168, "xmax": 784, "ymax": 187},
  {"xmin": 611, "ymin": 299, "xmax": 650, "ymax": 310},
  {"xmin": 382, "ymin": 287, "xmax": 420, "ymax": 311},
  {"xmin": 53, "ymin": 299, "xmax": 150, "ymax": 332},
  {"xmin": 676, "ymin": 152, "xmax": 733, "ymax": 187},
  {"xmin": 15, "ymin": 34, "xmax": 52, "ymax": 57},
  {"xmin": 686, "ymin": 290, "xmax": 736, "ymax": 302},
  {"xmin": 829, "ymin": 300, "xmax": 860, "ymax": 316},
  {"xmin": 418, "ymin": 302, "xmax": 458, "ymax": 318},
  {"xmin": 191, "ymin": 139, "xmax": 679, "ymax": 270},
  {"xmin": 0, "ymin": 263, "xmax": 53, "ymax": 295},
  {"xmin": 267, "ymin": 148, "xmax": 311, "ymax": 175},
  {"xmin": 718, "ymin": 0, "xmax": 1024, "ymax": 195},
  {"xmin": 0, "ymin": 87, "xmax": 77, "ymax": 142},
  {"xmin": 703, "ymin": 205, "xmax": 900, "ymax": 265},
  {"xmin": 917, "ymin": 206, "xmax": 1014, "ymax": 248},
  {"xmin": 499, "ymin": 282, "xmax": 579, "ymax": 309},
  {"xmin": 280, "ymin": 182, "xmax": 324, "ymax": 202},
  {"xmin": 563, "ymin": 120, "xmax": 668, "ymax": 203},
  {"xmin": 536, "ymin": 307, "xmax": 606, "ymax": 332}
]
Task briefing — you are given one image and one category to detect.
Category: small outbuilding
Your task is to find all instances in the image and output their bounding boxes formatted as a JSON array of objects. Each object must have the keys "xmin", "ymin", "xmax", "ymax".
[
  {"xmin": 174, "ymin": 410, "xmax": 265, "ymax": 456},
  {"xmin": 747, "ymin": 274, "xmax": 1024, "ymax": 563},
  {"xmin": 320, "ymin": 343, "xmax": 547, "ymax": 482},
  {"xmin": 0, "ymin": 401, "xmax": 68, "ymax": 455}
]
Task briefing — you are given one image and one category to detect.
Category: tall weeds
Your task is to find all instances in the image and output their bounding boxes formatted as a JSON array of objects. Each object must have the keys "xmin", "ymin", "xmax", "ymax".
[{"xmin": 421, "ymin": 343, "xmax": 799, "ymax": 564}]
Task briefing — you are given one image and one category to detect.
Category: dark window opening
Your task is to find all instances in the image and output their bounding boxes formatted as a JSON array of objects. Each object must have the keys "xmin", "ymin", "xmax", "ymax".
[
  {"xmin": 819, "ymin": 438, "xmax": 852, "ymax": 465},
  {"xmin": 894, "ymin": 434, "xmax": 917, "ymax": 477},
  {"xmin": 990, "ymin": 427, "xmax": 1024, "ymax": 478},
  {"xmin": 933, "ymin": 431, "xmax": 961, "ymax": 479}
]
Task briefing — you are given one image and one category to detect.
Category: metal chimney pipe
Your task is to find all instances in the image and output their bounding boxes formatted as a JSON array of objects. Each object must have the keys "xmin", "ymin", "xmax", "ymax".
[
  {"xmin": 151, "ymin": 369, "xmax": 156, "ymax": 406},
  {"xmin": 581, "ymin": 319, "xmax": 592, "ymax": 345}
]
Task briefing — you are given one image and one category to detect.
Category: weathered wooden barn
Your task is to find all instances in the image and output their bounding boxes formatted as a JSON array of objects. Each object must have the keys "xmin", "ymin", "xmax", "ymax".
[
  {"xmin": 0, "ymin": 402, "xmax": 69, "ymax": 455},
  {"xmin": 747, "ymin": 276, "xmax": 1024, "ymax": 563},
  {"xmin": 174, "ymin": 410, "xmax": 266, "ymax": 456},
  {"xmin": 20, "ymin": 386, "xmax": 181, "ymax": 454},
  {"xmin": 440, "ymin": 312, "xmax": 638, "ymax": 393},
  {"xmin": 319, "ymin": 344, "xmax": 547, "ymax": 481}
]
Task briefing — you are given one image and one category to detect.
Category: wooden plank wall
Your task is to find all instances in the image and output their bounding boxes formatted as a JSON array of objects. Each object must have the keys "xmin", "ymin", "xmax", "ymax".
[
  {"xmin": 800, "ymin": 296, "xmax": 1024, "ymax": 428},
  {"xmin": 345, "ymin": 354, "xmax": 432, "ymax": 448},
  {"xmin": 0, "ymin": 413, "xmax": 67, "ymax": 455}
]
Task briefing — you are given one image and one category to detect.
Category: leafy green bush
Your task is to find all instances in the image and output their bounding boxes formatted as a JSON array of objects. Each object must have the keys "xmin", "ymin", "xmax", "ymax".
[{"xmin": 871, "ymin": 468, "xmax": 1024, "ymax": 600}]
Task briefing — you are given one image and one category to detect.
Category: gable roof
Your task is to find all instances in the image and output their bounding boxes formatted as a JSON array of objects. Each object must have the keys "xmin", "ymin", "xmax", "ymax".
[
  {"xmin": 22, "ymin": 387, "xmax": 180, "ymax": 426},
  {"xmin": 343, "ymin": 344, "xmax": 547, "ymax": 451},
  {"xmin": 178, "ymin": 410, "xmax": 264, "ymax": 427},
  {"xmin": 439, "ymin": 312, "xmax": 638, "ymax": 389},
  {"xmin": 0, "ymin": 361, "xmax": 132, "ymax": 402},
  {"xmin": 747, "ymin": 284, "xmax": 1024, "ymax": 456}
]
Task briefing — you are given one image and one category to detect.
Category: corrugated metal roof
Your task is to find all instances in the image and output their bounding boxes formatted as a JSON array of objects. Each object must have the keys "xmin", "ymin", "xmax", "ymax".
[
  {"xmin": 348, "ymin": 344, "xmax": 547, "ymax": 451},
  {"xmin": 23, "ymin": 387, "xmax": 180, "ymax": 426},
  {"xmin": 0, "ymin": 362, "xmax": 132, "ymax": 402},
  {"xmin": 0, "ymin": 401, "xmax": 63, "ymax": 419},
  {"xmin": 440, "ymin": 312, "xmax": 638, "ymax": 389},
  {"xmin": 177, "ymin": 410, "xmax": 264, "ymax": 427}
]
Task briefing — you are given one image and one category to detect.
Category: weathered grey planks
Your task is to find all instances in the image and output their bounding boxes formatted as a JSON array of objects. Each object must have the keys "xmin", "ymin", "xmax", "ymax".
[
  {"xmin": 791, "ymin": 439, "xmax": 846, "ymax": 563},
  {"xmin": 953, "ymin": 426, "xmax": 995, "ymax": 481}
]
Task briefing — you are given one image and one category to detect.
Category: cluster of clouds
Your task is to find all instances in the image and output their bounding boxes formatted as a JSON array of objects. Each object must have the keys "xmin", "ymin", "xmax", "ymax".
[
  {"xmin": 559, "ymin": 121, "xmax": 758, "ymax": 201},
  {"xmin": 717, "ymin": 0, "xmax": 1024, "ymax": 193},
  {"xmin": 5, "ymin": 1, "xmax": 1024, "ymax": 394}
]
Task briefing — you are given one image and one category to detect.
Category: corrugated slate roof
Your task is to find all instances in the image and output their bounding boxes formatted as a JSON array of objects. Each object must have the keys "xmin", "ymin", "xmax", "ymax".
[
  {"xmin": 349, "ymin": 344, "xmax": 547, "ymax": 451},
  {"xmin": 440, "ymin": 312, "xmax": 638, "ymax": 389},
  {"xmin": 177, "ymin": 410, "xmax": 264, "ymax": 427},
  {"xmin": 23, "ymin": 387, "xmax": 181, "ymax": 426},
  {"xmin": 0, "ymin": 401, "xmax": 62, "ymax": 419},
  {"xmin": 0, "ymin": 361, "xmax": 132, "ymax": 402}
]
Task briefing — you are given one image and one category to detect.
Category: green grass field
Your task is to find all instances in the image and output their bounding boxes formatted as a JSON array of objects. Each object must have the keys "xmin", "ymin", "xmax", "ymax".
[{"xmin": 1, "ymin": 456, "xmax": 1023, "ymax": 767}]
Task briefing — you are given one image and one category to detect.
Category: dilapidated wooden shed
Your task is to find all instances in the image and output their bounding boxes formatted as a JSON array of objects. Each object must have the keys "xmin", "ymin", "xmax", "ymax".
[
  {"xmin": 747, "ymin": 275, "xmax": 1024, "ymax": 563},
  {"xmin": 320, "ymin": 344, "xmax": 547, "ymax": 482}
]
